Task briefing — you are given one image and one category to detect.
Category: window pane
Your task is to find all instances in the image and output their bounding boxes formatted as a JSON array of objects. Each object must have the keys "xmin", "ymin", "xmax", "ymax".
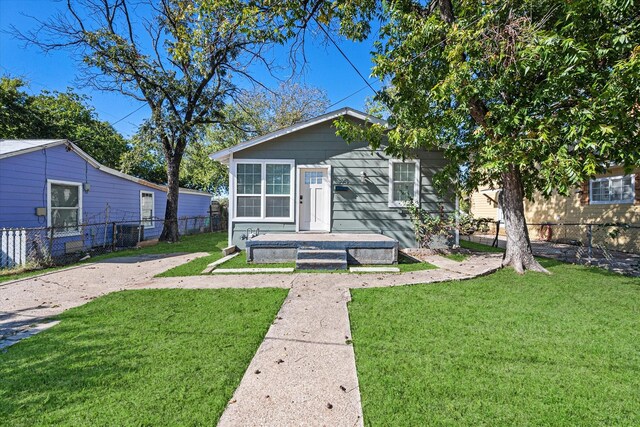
[
  {"xmin": 266, "ymin": 164, "xmax": 291, "ymax": 195},
  {"xmin": 393, "ymin": 163, "xmax": 415, "ymax": 182},
  {"xmin": 237, "ymin": 196, "xmax": 261, "ymax": 217},
  {"xmin": 51, "ymin": 184, "xmax": 79, "ymax": 207},
  {"xmin": 52, "ymin": 208, "xmax": 79, "ymax": 231},
  {"xmin": 393, "ymin": 182, "xmax": 415, "ymax": 202},
  {"xmin": 266, "ymin": 196, "xmax": 290, "ymax": 218},
  {"xmin": 237, "ymin": 164, "xmax": 262, "ymax": 194},
  {"xmin": 592, "ymin": 176, "xmax": 634, "ymax": 203},
  {"xmin": 304, "ymin": 171, "xmax": 323, "ymax": 185}
]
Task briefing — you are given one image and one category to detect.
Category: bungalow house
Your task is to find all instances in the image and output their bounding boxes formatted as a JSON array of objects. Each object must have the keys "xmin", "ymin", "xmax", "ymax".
[
  {"xmin": 210, "ymin": 108, "xmax": 452, "ymax": 266},
  {"xmin": 0, "ymin": 139, "xmax": 212, "ymax": 264},
  {"xmin": 469, "ymin": 166, "xmax": 639, "ymax": 253}
]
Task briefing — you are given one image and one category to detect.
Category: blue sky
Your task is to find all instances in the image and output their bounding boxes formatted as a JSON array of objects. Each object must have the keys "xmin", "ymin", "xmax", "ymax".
[{"xmin": 0, "ymin": 0, "xmax": 381, "ymax": 138}]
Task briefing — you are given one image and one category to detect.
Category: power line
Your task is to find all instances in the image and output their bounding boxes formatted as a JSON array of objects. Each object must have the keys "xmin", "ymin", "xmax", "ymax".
[
  {"xmin": 70, "ymin": 102, "xmax": 147, "ymax": 146},
  {"xmin": 314, "ymin": 18, "xmax": 379, "ymax": 96},
  {"xmin": 324, "ymin": 13, "xmax": 486, "ymax": 108},
  {"xmin": 111, "ymin": 103, "xmax": 147, "ymax": 126}
]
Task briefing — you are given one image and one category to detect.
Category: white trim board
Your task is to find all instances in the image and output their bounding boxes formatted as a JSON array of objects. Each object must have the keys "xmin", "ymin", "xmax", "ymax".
[
  {"xmin": 296, "ymin": 164, "xmax": 332, "ymax": 232},
  {"xmin": 230, "ymin": 158, "xmax": 296, "ymax": 223},
  {"xmin": 140, "ymin": 190, "xmax": 155, "ymax": 229},
  {"xmin": 209, "ymin": 107, "xmax": 388, "ymax": 164},
  {"xmin": 1, "ymin": 139, "xmax": 212, "ymax": 197},
  {"xmin": 388, "ymin": 159, "xmax": 421, "ymax": 208},
  {"xmin": 47, "ymin": 179, "xmax": 83, "ymax": 237},
  {"xmin": 589, "ymin": 174, "xmax": 635, "ymax": 205}
]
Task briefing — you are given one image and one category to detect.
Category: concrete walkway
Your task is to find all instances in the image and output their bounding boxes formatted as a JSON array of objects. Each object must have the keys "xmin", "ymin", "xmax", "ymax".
[
  {"xmin": 0, "ymin": 252, "xmax": 208, "ymax": 340},
  {"xmin": 0, "ymin": 252, "xmax": 502, "ymax": 426}
]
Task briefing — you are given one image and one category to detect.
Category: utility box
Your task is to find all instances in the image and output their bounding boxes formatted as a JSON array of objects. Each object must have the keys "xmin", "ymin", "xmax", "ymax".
[{"xmin": 115, "ymin": 224, "xmax": 143, "ymax": 247}]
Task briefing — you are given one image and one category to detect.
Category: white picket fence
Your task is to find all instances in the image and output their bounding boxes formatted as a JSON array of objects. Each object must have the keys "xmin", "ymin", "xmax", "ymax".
[{"xmin": 1, "ymin": 228, "xmax": 27, "ymax": 269}]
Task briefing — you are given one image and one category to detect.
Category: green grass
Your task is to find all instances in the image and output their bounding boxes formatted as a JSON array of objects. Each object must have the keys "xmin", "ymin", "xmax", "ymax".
[
  {"xmin": 460, "ymin": 239, "xmax": 505, "ymax": 253},
  {"xmin": 443, "ymin": 253, "xmax": 468, "ymax": 262},
  {"xmin": 348, "ymin": 260, "xmax": 640, "ymax": 425},
  {"xmin": 0, "ymin": 288, "xmax": 288, "ymax": 425},
  {"xmin": 0, "ymin": 232, "xmax": 228, "ymax": 283},
  {"xmin": 394, "ymin": 254, "xmax": 437, "ymax": 272},
  {"xmin": 218, "ymin": 251, "xmax": 296, "ymax": 269},
  {"xmin": 210, "ymin": 252, "xmax": 436, "ymax": 274}
]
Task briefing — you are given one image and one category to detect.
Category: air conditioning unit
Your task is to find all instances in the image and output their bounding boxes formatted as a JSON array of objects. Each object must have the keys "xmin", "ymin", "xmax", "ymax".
[{"xmin": 115, "ymin": 225, "xmax": 143, "ymax": 247}]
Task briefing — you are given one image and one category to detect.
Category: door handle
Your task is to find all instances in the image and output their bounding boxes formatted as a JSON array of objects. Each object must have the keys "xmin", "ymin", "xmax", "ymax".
[{"xmin": 299, "ymin": 195, "xmax": 303, "ymax": 204}]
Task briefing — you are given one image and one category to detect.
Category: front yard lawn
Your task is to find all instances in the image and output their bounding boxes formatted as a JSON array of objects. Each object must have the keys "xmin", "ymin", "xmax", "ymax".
[
  {"xmin": 0, "ymin": 288, "xmax": 288, "ymax": 425},
  {"xmin": 349, "ymin": 260, "xmax": 640, "ymax": 425}
]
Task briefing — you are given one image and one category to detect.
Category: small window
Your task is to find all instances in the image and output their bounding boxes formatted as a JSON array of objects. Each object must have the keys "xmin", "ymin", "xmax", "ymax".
[
  {"xmin": 389, "ymin": 160, "xmax": 420, "ymax": 207},
  {"xmin": 48, "ymin": 180, "xmax": 82, "ymax": 236},
  {"xmin": 590, "ymin": 175, "xmax": 635, "ymax": 204},
  {"xmin": 140, "ymin": 191, "xmax": 155, "ymax": 228}
]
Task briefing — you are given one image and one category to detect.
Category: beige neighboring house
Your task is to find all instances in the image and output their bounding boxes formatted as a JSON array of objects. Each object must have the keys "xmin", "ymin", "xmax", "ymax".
[{"xmin": 470, "ymin": 166, "xmax": 640, "ymax": 253}]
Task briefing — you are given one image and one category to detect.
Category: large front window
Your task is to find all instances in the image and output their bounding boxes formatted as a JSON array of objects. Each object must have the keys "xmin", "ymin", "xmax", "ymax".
[
  {"xmin": 233, "ymin": 160, "xmax": 294, "ymax": 221},
  {"xmin": 389, "ymin": 160, "xmax": 420, "ymax": 207},
  {"xmin": 590, "ymin": 175, "xmax": 635, "ymax": 204},
  {"xmin": 48, "ymin": 180, "xmax": 82, "ymax": 235}
]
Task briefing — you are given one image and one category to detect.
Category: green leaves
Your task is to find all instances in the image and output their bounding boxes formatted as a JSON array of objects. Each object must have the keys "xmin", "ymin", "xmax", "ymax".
[
  {"xmin": 329, "ymin": 0, "xmax": 639, "ymax": 197},
  {"xmin": 0, "ymin": 76, "xmax": 128, "ymax": 169}
]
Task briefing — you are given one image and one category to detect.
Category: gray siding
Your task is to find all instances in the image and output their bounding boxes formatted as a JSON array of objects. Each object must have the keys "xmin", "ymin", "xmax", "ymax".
[{"xmin": 232, "ymin": 120, "xmax": 452, "ymax": 248}]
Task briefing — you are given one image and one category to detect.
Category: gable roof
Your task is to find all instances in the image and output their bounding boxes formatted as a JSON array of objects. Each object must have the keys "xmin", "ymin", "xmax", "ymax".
[
  {"xmin": 209, "ymin": 107, "xmax": 388, "ymax": 164},
  {"xmin": 0, "ymin": 139, "xmax": 211, "ymax": 197},
  {"xmin": 0, "ymin": 139, "xmax": 67, "ymax": 157}
]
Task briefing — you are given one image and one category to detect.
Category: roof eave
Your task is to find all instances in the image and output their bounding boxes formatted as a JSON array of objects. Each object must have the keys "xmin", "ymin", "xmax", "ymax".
[{"xmin": 208, "ymin": 107, "xmax": 387, "ymax": 162}]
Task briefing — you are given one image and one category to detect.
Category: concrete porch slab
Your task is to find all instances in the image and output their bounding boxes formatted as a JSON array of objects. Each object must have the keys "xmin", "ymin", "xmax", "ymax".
[{"xmin": 246, "ymin": 233, "xmax": 399, "ymax": 265}]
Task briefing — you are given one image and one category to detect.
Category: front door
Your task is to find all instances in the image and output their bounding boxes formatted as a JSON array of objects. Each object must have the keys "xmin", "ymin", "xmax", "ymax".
[{"xmin": 299, "ymin": 168, "xmax": 330, "ymax": 231}]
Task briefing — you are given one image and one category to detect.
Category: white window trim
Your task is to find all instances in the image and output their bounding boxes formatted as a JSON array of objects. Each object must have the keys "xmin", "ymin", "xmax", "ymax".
[
  {"xmin": 140, "ymin": 190, "xmax": 155, "ymax": 229},
  {"xmin": 388, "ymin": 159, "xmax": 421, "ymax": 208},
  {"xmin": 295, "ymin": 164, "xmax": 332, "ymax": 232},
  {"xmin": 589, "ymin": 174, "xmax": 635, "ymax": 205},
  {"xmin": 230, "ymin": 159, "xmax": 295, "ymax": 222},
  {"xmin": 47, "ymin": 179, "xmax": 83, "ymax": 237}
]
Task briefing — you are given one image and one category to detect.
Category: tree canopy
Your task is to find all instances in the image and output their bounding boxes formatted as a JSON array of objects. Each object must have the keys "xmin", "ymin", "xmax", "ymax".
[
  {"xmin": 0, "ymin": 76, "xmax": 128, "ymax": 168},
  {"xmin": 15, "ymin": 0, "xmax": 285, "ymax": 241},
  {"xmin": 276, "ymin": 0, "xmax": 640, "ymax": 272},
  {"xmin": 122, "ymin": 83, "xmax": 330, "ymax": 194}
]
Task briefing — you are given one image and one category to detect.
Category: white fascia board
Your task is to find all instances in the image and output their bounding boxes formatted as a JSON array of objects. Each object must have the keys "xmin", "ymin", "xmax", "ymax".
[
  {"xmin": 0, "ymin": 139, "xmax": 67, "ymax": 159},
  {"xmin": 68, "ymin": 141, "xmax": 212, "ymax": 197},
  {"xmin": 209, "ymin": 107, "xmax": 388, "ymax": 162}
]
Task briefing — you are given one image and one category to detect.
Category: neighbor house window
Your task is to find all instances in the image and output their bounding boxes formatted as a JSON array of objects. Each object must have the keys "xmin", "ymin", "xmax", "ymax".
[
  {"xmin": 233, "ymin": 160, "xmax": 294, "ymax": 221},
  {"xmin": 590, "ymin": 175, "xmax": 635, "ymax": 204},
  {"xmin": 140, "ymin": 191, "xmax": 155, "ymax": 228},
  {"xmin": 388, "ymin": 159, "xmax": 420, "ymax": 207},
  {"xmin": 47, "ymin": 180, "xmax": 82, "ymax": 236}
]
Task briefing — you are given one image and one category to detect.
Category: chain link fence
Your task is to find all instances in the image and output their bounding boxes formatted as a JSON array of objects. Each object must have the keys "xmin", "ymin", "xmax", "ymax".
[
  {"xmin": 462, "ymin": 220, "xmax": 640, "ymax": 276},
  {"xmin": 1, "ymin": 214, "xmax": 226, "ymax": 271}
]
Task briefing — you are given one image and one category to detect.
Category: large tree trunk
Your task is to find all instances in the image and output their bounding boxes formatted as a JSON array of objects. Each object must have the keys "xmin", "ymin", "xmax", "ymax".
[
  {"xmin": 160, "ymin": 159, "xmax": 181, "ymax": 242},
  {"xmin": 500, "ymin": 164, "xmax": 549, "ymax": 274}
]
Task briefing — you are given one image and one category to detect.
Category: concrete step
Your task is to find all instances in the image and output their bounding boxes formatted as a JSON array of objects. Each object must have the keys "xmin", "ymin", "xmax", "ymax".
[
  {"xmin": 296, "ymin": 248, "xmax": 347, "ymax": 261},
  {"xmin": 295, "ymin": 258, "xmax": 348, "ymax": 270}
]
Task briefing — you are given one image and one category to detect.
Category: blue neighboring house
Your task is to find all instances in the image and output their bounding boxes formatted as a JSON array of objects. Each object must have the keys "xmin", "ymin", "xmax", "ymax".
[{"xmin": 0, "ymin": 139, "xmax": 212, "ymax": 246}]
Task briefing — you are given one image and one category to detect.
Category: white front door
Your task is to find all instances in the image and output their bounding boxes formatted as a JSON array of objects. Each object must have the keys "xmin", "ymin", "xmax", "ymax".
[{"xmin": 299, "ymin": 168, "xmax": 330, "ymax": 231}]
